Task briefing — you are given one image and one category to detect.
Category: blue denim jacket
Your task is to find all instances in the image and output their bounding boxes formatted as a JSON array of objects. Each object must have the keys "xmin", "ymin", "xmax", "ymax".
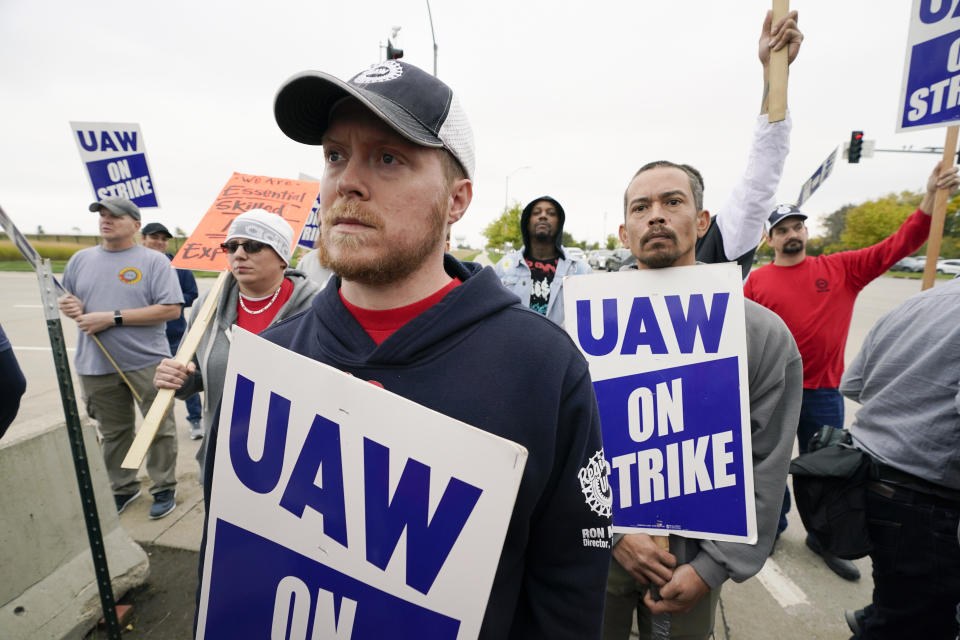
[{"xmin": 493, "ymin": 247, "xmax": 592, "ymax": 326}]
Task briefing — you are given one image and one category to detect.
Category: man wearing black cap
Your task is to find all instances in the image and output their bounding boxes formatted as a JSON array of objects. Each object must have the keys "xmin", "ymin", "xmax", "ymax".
[
  {"xmin": 744, "ymin": 161, "xmax": 960, "ymax": 581},
  {"xmin": 58, "ymin": 197, "xmax": 183, "ymax": 520},
  {"xmin": 495, "ymin": 196, "xmax": 592, "ymax": 324},
  {"xmin": 198, "ymin": 60, "xmax": 611, "ymax": 639},
  {"xmin": 141, "ymin": 221, "xmax": 203, "ymax": 439}
]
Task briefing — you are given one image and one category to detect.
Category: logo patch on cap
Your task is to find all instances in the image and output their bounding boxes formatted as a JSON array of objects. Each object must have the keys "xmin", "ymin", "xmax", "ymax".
[
  {"xmin": 352, "ymin": 61, "xmax": 403, "ymax": 85},
  {"xmin": 776, "ymin": 204, "xmax": 793, "ymax": 215}
]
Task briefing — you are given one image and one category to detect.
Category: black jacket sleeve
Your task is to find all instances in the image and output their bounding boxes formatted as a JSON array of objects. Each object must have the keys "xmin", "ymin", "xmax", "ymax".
[{"xmin": 0, "ymin": 347, "xmax": 26, "ymax": 439}]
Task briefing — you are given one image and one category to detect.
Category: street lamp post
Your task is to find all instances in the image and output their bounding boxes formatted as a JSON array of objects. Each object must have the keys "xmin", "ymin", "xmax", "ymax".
[
  {"xmin": 505, "ymin": 165, "xmax": 532, "ymax": 210},
  {"xmin": 425, "ymin": 0, "xmax": 438, "ymax": 76}
]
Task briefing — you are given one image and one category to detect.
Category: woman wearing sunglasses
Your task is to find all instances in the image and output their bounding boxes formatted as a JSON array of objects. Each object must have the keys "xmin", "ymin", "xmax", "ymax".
[{"xmin": 153, "ymin": 209, "xmax": 322, "ymax": 478}]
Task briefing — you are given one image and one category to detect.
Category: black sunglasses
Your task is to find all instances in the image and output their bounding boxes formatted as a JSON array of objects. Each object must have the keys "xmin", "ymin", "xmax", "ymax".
[{"xmin": 220, "ymin": 240, "xmax": 268, "ymax": 254}]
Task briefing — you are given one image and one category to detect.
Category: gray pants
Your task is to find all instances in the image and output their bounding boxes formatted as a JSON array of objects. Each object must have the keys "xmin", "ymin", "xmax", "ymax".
[
  {"xmin": 603, "ymin": 556, "xmax": 721, "ymax": 640},
  {"xmin": 80, "ymin": 365, "xmax": 177, "ymax": 496}
]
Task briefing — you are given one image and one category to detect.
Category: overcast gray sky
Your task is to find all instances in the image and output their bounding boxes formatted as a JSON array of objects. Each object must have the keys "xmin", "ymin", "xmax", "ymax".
[{"xmin": 0, "ymin": 1, "xmax": 948, "ymax": 249}]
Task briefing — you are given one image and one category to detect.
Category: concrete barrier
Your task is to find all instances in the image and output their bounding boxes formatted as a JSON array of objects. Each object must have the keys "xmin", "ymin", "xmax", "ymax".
[{"xmin": 0, "ymin": 415, "xmax": 149, "ymax": 640}]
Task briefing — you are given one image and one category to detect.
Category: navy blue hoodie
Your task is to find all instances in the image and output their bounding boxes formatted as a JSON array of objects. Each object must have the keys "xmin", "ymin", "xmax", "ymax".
[{"xmin": 199, "ymin": 256, "xmax": 611, "ymax": 639}]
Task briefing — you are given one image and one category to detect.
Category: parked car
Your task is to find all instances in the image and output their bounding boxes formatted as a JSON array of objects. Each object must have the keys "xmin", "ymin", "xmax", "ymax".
[
  {"xmin": 604, "ymin": 248, "xmax": 634, "ymax": 271},
  {"xmin": 890, "ymin": 256, "xmax": 925, "ymax": 272},
  {"xmin": 564, "ymin": 246, "xmax": 586, "ymax": 262},
  {"xmin": 587, "ymin": 249, "xmax": 613, "ymax": 269},
  {"xmin": 937, "ymin": 259, "xmax": 960, "ymax": 275}
]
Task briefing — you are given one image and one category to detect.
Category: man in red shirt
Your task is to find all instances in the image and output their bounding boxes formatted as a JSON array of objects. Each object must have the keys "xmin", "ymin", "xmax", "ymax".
[{"xmin": 744, "ymin": 161, "xmax": 959, "ymax": 580}]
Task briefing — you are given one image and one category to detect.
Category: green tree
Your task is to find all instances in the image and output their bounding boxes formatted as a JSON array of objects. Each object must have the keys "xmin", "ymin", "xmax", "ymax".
[
  {"xmin": 818, "ymin": 203, "xmax": 854, "ymax": 253},
  {"xmin": 841, "ymin": 191, "xmax": 921, "ymax": 250},
  {"xmin": 605, "ymin": 234, "xmax": 620, "ymax": 250},
  {"xmin": 561, "ymin": 231, "xmax": 582, "ymax": 249},
  {"xmin": 483, "ymin": 203, "xmax": 590, "ymax": 250},
  {"xmin": 482, "ymin": 203, "xmax": 523, "ymax": 249}
]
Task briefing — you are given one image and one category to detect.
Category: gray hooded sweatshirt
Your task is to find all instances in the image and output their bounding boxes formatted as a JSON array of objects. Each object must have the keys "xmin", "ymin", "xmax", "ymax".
[{"xmin": 175, "ymin": 269, "xmax": 321, "ymax": 436}]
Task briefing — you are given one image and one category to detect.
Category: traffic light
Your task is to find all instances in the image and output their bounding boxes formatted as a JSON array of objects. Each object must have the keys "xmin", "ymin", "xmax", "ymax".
[
  {"xmin": 386, "ymin": 26, "xmax": 403, "ymax": 60},
  {"xmin": 848, "ymin": 131, "xmax": 864, "ymax": 163}
]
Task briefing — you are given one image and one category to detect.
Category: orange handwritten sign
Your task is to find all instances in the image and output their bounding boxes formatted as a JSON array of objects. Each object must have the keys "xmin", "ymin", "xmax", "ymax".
[{"xmin": 172, "ymin": 172, "xmax": 320, "ymax": 271}]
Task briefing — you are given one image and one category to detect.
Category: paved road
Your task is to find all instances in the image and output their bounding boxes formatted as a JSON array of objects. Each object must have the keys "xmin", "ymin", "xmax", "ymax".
[{"xmin": 0, "ymin": 271, "xmax": 937, "ymax": 639}]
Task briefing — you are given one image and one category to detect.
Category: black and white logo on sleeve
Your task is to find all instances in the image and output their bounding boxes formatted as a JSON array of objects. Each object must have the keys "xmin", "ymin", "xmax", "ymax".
[{"xmin": 579, "ymin": 449, "xmax": 613, "ymax": 518}]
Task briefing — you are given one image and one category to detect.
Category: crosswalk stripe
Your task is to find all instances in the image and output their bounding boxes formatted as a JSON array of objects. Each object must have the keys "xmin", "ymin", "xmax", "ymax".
[{"xmin": 755, "ymin": 558, "xmax": 810, "ymax": 608}]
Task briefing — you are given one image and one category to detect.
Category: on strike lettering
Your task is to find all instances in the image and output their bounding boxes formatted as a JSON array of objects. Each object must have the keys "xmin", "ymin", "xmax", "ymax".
[
  {"xmin": 611, "ymin": 431, "xmax": 737, "ymax": 507},
  {"xmin": 626, "ymin": 378, "xmax": 684, "ymax": 443},
  {"xmin": 271, "ymin": 576, "xmax": 356, "ymax": 640}
]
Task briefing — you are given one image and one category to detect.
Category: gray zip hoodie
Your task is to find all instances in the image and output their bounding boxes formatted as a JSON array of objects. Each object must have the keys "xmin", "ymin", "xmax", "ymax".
[{"xmin": 175, "ymin": 269, "xmax": 321, "ymax": 436}]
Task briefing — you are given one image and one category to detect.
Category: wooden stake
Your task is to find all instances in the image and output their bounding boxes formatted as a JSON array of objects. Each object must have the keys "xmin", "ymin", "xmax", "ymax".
[
  {"xmin": 121, "ymin": 271, "xmax": 229, "ymax": 469},
  {"xmin": 767, "ymin": 0, "xmax": 790, "ymax": 123},
  {"xmin": 921, "ymin": 125, "xmax": 959, "ymax": 291},
  {"xmin": 91, "ymin": 335, "xmax": 142, "ymax": 403},
  {"xmin": 650, "ymin": 535, "xmax": 672, "ymax": 639}
]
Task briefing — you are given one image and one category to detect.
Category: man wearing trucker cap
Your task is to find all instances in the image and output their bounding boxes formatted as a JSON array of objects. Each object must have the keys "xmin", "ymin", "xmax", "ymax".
[{"xmin": 198, "ymin": 61, "xmax": 612, "ymax": 639}]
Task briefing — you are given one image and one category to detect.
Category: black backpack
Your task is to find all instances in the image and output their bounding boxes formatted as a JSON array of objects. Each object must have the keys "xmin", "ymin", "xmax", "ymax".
[{"xmin": 789, "ymin": 426, "xmax": 873, "ymax": 560}]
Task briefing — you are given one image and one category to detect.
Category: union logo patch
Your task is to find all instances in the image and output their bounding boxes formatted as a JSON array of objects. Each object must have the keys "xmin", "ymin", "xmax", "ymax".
[
  {"xmin": 578, "ymin": 449, "xmax": 612, "ymax": 518},
  {"xmin": 118, "ymin": 267, "xmax": 142, "ymax": 284},
  {"xmin": 352, "ymin": 61, "xmax": 403, "ymax": 85}
]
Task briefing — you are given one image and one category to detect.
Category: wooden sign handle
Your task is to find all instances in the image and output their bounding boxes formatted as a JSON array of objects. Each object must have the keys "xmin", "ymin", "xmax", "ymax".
[
  {"xmin": 650, "ymin": 535, "xmax": 672, "ymax": 639},
  {"xmin": 767, "ymin": 0, "xmax": 790, "ymax": 123},
  {"xmin": 90, "ymin": 334, "xmax": 142, "ymax": 403},
  {"xmin": 921, "ymin": 125, "xmax": 959, "ymax": 291},
  {"xmin": 121, "ymin": 271, "xmax": 230, "ymax": 470}
]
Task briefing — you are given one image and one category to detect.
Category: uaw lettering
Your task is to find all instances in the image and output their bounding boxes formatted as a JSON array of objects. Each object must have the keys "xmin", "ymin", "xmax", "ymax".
[
  {"xmin": 298, "ymin": 172, "xmax": 322, "ymax": 248},
  {"xmin": 564, "ymin": 265, "xmax": 756, "ymax": 543},
  {"xmin": 797, "ymin": 148, "xmax": 837, "ymax": 208},
  {"xmin": 198, "ymin": 330, "xmax": 526, "ymax": 640},
  {"xmin": 898, "ymin": 0, "xmax": 960, "ymax": 131},
  {"xmin": 69, "ymin": 122, "xmax": 159, "ymax": 207}
]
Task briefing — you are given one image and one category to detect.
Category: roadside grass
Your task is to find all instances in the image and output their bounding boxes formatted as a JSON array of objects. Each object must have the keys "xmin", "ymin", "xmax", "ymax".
[{"xmin": 0, "ymin": 241, "xmax": 92, "ymax": 261}]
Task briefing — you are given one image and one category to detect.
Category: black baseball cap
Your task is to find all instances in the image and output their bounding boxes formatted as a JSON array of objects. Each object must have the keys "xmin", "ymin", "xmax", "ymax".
[
  {"xmin": 274, "ymin": 60, "xmax": 475, "ymax": 180},
  {"xmin": 141, "ymin": 222, "xmax": 172, "ymax": 238},
  {"xmin": 765, "ymin": 204, "xmax": 808, "ymax": 234}
]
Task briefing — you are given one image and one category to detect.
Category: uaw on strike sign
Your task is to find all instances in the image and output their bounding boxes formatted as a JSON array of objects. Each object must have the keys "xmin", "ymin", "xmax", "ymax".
[
  {"xmin": 197, "ymin": 330, "xmax": 528, "ymax": 639},
  {"xmin": 898, "ymin": 0, "xmax": 960, "ymax": 131},
  {"xmin": 564, "ymin": 263, "xmax": 756, "ymax": 543},
  {"xmin": 70, "ymin": 121, "xmax": 159, "ymax": 207}
]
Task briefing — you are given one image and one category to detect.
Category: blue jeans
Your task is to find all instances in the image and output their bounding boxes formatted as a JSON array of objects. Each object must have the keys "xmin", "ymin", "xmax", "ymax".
[
  {"xmin": 167, "ymin": 334, "xmax": 202, "ymax": 422},
  {"xmin": 779, "ymin": 388, "xmax": 846, "ymax": 534},
  {"xmin": 852, "ymin": 484, "xmax": 960, "ymax": 639}
]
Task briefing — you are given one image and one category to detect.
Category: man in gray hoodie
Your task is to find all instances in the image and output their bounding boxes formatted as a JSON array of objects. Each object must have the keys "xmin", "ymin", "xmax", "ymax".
[{"xmin": 602, "ymin": 160, "xmax": 802, "ymax": 639}]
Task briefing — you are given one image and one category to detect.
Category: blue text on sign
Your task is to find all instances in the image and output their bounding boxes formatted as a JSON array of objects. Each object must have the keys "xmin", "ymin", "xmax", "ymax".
[
  {"xmin": 228, "ymin": 374, "xmax": 483, "ymax": 595},
  {"xmin": 75, "ymin": 129, "xmax": 139, "ymax": 152},
  {"xmin": 576, "ymin": 293, "xmax": 729, "ymax": 356}
]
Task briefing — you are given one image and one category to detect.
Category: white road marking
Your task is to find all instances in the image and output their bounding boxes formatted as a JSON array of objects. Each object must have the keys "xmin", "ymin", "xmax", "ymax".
[
  {"xmin": 13, "ymin": 346, "xmax": 76, "ymax": 352},
  {"xmin": 755, "ymin": 558, "xmax": 810, "ymax": 608}
]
